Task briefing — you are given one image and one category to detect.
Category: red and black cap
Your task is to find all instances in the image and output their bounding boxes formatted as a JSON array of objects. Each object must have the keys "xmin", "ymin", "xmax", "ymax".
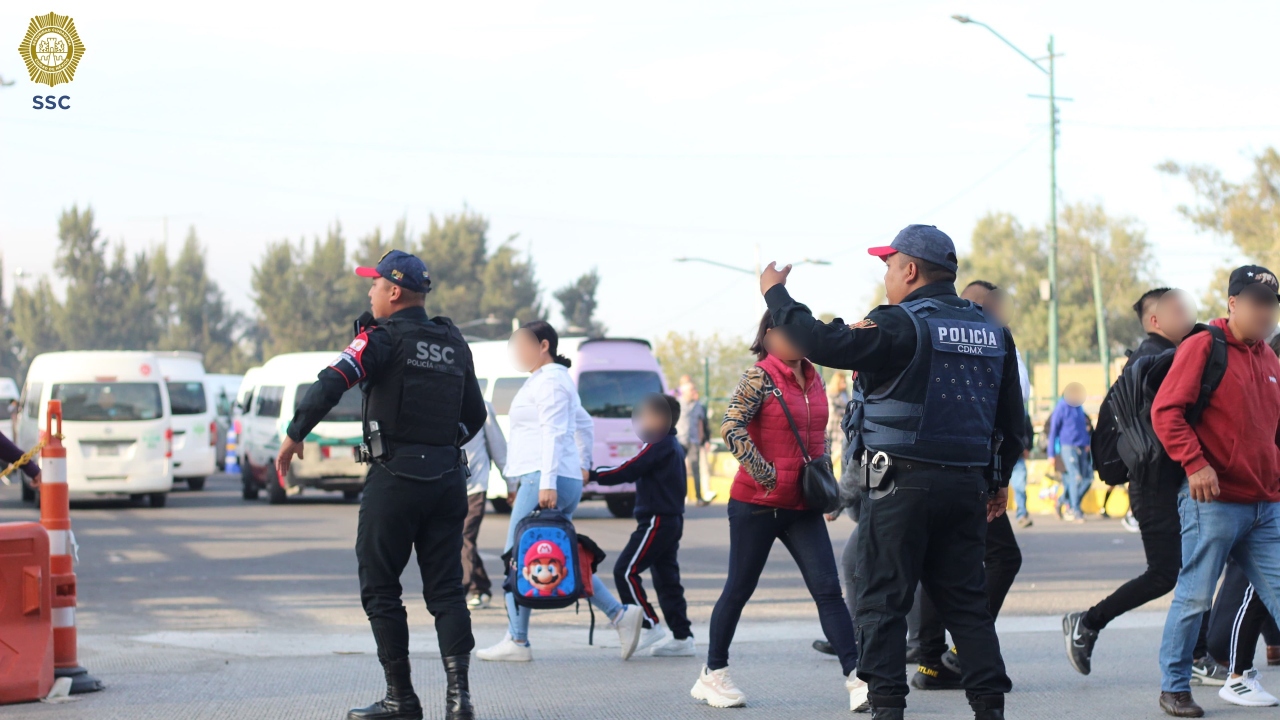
[
  {"xmin": 867, "ymin": 224, "xmax": 959, "ymax": 272},
  {"xmin": 1228, "ymin": 265, "xmax": 1280, "ymax": 302},
  {"xmin": 355, "ymin": 249, "xmax": 431, "ymax": 293}
]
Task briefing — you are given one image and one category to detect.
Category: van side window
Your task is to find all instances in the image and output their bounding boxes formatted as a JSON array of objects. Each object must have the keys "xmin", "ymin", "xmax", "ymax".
[
  {"xmin": 255, "ymin": 386, "xmax": 284, "ymax": 418},
  {"xmin": 491, "ymin": 377, "xmax": 526, "ymax": 415},
  {"xmin": 23, "ymin": 383, "xmax": 43, "ymax": 419}
]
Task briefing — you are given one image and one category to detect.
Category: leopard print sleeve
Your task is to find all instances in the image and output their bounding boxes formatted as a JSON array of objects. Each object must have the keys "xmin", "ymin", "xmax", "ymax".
[{"xmin": 721, "ymin": 366, "xmax": 777, "ymax": 492}]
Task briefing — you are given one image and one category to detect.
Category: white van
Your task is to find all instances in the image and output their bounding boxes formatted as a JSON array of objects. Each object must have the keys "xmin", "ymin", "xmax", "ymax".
[
  {"xmin": 238, "ymin": 352, "xmax": 364, "ymax": 504},
  {"xmin": 0, "ymin": 376, "xmax": 19, "ymax": 441},
  {"xmin": 16, "ymin": 351, "xmax": 174, "ymax": 507},
  {"xmin": 156, "ymin": 352, "xmax": 218, "ymax": 491},
  {"xmin": 232, "ymin": 367, "xmax": 264, "ymax": 471}
]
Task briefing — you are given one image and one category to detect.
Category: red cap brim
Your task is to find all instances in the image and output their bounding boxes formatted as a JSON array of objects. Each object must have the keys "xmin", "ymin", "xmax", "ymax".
[
  {"xmin": 354, "ymin": 266, "xmax": 381, "ymax": 278},
  {"xmin": 867, "ymin": 246, "xmax": 897, "ymax": 259}
]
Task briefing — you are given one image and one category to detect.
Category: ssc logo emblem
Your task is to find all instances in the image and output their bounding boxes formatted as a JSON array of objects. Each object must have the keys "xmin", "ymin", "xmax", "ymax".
[{"xmin": 18, "ymin": 12, "xmax": 86, "ymax": 86}]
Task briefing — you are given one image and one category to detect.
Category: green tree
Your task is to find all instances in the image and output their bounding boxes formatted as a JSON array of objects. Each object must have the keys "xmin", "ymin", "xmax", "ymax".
[
  {"xmin": 0, "ymin": 256, "xmax": 22, "ymax": 381},
  {"xmin": 11, "ymin": 278, "xmax": 65, "ymax": 368},
  {"xmin": 959, "ymin": 203, "xmax": 1157, "ymax": 365},
  {"xmin": 417, "ymin": 211, "xmax": 489, "ymax": 323},
  {"xmin": 156, "ymin": 228, "xmax": 245, "ymax": 372},
  {"xmin": 478, "ymin": 240, "xmax": 544, "ymax": 339},
  {"xmin": 553, "ymin": 267, "xmax": 605, "ymax": 337},
  {"xmin": 653, "ymin": 331, "xmax": 756, "ymax": 423}
]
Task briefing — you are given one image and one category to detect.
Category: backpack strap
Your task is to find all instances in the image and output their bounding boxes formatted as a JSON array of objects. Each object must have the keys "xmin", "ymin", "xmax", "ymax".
[{"xmin": 1187, "ymin": 324, "xmax": 1229, "ymax": 426}]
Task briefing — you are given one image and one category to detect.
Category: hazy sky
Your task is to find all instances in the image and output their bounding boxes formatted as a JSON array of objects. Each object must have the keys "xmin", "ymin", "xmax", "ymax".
[{"xmin": 3, "ymin": 1, "xmax": 1277, "ymax": 344}]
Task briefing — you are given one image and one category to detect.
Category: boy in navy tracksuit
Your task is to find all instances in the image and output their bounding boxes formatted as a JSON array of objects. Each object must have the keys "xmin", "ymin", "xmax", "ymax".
[{"xmin": 590, "ymin": 393, "xmax": 694, "ymax": 657}]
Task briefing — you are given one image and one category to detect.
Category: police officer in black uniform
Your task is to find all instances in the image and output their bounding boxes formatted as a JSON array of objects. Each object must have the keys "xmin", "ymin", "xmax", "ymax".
[
  {"xmin": 759, "ymin": 225, "xmax": 1024, "ymax": 720},
  {"xmin": 277, "ymin": 250, "xmax": 486, "ymax": 720}
]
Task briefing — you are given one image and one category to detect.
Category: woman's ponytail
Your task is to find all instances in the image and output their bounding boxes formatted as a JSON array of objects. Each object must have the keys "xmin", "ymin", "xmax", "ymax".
[{"xmin": 553, "ymin": 353, "xmax": 572, "ymax": 368}]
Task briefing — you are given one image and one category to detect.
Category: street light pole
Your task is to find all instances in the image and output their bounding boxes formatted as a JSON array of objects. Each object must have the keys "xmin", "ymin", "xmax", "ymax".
[{"xmin": 953, "ymin": 15, "xmax": 1062, "ymax": 401}]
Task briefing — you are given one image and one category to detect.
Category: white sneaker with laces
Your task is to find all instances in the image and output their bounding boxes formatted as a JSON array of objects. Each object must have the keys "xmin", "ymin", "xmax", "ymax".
[
  {"xmin": 635, "ymin": 623, "xmax": 668, "ymax": 655},
  {"xmin": 847, "ymin": 671, "xmax": 870, "ymax": 713},
  {"xmin": 1219, "ymin": 669, "xmax": 1280, "ymax": 707},
  {"xmin": 651, "ymin": 635, "xmax": 696, "ymax": 657},
  {"xmin": 476, "ymin": 634, "xmax": 532, "ymax": 662},
  {"xmin": 691, "ymin": 665, "xmax": 746, "ymax": 708},
  {"xmin": 613, "ymin": 604, "xmax": 645, "ymax": 660}
]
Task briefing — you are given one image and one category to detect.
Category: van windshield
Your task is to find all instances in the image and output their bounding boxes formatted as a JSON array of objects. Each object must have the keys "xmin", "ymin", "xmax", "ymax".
[
  {"xmin": 577, "ymin": 371, "xmax": 663, "ymax": 419},
  {"xmin": 295, "ymin": 383, "xmax": 363, "ymax": 423},
  {"xmin": 167, "ymin": 382, "xmax": 208, "ymax": 415},
  {"xmin": 53, "ymin": 383, "xmax": 163, "ymax": 422}
]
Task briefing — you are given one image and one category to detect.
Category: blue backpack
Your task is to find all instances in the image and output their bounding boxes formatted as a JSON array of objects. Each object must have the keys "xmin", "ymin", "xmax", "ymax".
[{"xmin": 503, "ymin": 508, "xmax": 583, "ymax": 610}]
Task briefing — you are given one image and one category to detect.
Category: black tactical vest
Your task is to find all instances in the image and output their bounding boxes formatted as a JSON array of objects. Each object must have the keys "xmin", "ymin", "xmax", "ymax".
[
  {"xmin": 849, "ymin": 297, "xmax": 1006, "ymax": 466},
  {"xmin": 364, "ymin": 316, "xmax": 470, "ymax": 448}
]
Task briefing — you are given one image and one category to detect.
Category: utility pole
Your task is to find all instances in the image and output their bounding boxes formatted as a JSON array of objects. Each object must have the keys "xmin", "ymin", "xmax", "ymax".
[
  {"xmin": 1047, "ymin": 35, "xmax": 1060, "ymax": 400},
  {"xmin": 1090, "ymin": 249, "xmax": 1110, "ymax": 387}
]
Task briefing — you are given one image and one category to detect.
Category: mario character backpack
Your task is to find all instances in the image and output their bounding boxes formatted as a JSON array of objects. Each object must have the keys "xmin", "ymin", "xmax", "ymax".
[{"xmin": 503, "ymin": 508, "xmax": 583, "ymax": 610}]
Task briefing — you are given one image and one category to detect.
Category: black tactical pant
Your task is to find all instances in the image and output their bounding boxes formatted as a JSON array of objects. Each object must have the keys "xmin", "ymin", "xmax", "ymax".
[
  {"xmin": 917, "ymin": 511, "xmax": 1022, "ymax": 663},
  {"xmin": 855, "ymin": 463, "xmax": 1011, "ymax": 709},
  {"xmin": 356, "ymin": 463, "xmax": 474, "ymax": 662}
]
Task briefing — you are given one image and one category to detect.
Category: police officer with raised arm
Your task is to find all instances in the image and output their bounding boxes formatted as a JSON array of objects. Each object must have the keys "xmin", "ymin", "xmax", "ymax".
[
  {"xmin": 759, "ymin": 225, "xmax": 1024, "ymax": 720},
  {"xmin": 277, "ymin": 250, "xmax": 486, "ymax": 720}
]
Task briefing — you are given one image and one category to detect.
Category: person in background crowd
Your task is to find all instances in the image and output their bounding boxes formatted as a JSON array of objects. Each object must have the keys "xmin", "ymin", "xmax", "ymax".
[
  {"xmin": 826, "ymin": 371, "xmax": 850, "ymax": 472},
  {"xmin": 461, "ymin": 400, "xmax": 507, "ymax": 610},
  {"xmin": 591, "ymin": 392, "xmax": 696, "ymax": 658},
  {"xmin": 477, "ymin": 320, "xmax": 645, "ymax": 663},
  {"xmin": 0, "ymin": 432, "xmax": 41, "ymax": 488},
  {"xmin": 1048, "ymin": 382, "xmax": 1092, "ymax": 523},
  {"xmin": 1063, "ymin": 289, "xmax": 1221, "ymax": 684},
  {"xmin": 1151, "ymin": 266, "xmax": 1280, "ymax": 718},
  {"xmin": 676, "ymin": 376, "xmax": 716, "ymax": 506},
  {"xmin": 691, "ymin": 311, "xmax": 861, "ymax": 712}
]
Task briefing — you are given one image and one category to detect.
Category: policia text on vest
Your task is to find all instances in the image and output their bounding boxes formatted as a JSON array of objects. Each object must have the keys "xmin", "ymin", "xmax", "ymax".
[
  {"xmin": 762, "ymin": 273, "xmax": 1024, "ymax": 719},
  {"xmin": 277, "ymin": 248, "xmax": 487, "ymax": 720}
]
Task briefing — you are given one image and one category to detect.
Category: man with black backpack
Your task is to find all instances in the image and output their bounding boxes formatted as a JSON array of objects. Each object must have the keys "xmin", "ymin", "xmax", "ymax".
[
  {"xmin": 1064, "ymin": 289, "xmax": 1220, "ymax": 680},
  {"xmin": 1152, "ymin": 266, "xmax": 1280, "ymax": 718}
]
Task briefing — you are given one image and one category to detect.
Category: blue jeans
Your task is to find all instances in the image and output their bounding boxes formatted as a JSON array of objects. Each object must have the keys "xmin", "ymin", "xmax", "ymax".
[
  {"xmin": 1010, "ymin": 458, "xmax": 1028, "ymax": 519},
  {"xmin": 1055, "ymin": 446, "xmax": 1091, "ymax": 517},
  {"xmin": 1159, "ymin": 482, "xmax": 1280, "ymax": 692},
  {"xmin": 503, "ymin": 472, "xmax": 623, "ymax": 643}
]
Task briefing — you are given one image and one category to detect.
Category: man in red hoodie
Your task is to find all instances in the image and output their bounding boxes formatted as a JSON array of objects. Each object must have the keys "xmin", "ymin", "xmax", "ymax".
[{"xmin": 1152, "ymin": 265, "xmax": 1280, "ymax": 718}]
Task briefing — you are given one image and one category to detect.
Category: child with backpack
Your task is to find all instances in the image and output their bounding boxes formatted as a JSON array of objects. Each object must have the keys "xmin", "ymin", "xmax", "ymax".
[{"xmin": 590, "ymin": 393, "xmax": 696, "ymax": 657}]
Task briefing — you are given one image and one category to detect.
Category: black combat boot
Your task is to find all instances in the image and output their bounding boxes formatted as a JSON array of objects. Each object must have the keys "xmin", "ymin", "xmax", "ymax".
[
  {"xmin": 442, "ymin": 655, "xmax": 476, "ymax": 720},
  {"xmin": 347, "ymin": 658, "xmax": 424, "ymax": 720},
  {"xmin": 970, "ymin": 694, "xmax": 1005, "ymax": 720},
  {"xmin": 870, "ymin": 707, "xmax": 904, "ymax": 720}
]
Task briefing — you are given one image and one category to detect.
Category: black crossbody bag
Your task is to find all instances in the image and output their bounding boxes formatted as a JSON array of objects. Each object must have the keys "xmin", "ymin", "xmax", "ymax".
[{"xmin": 770, "ymin": 386, "xmax": 841, "ymax": 514}]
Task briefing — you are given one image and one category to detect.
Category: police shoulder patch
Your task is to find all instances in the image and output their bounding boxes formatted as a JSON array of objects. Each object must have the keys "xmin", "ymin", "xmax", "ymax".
[{"xmin": 848, "ymin": 318, "xmax": 878, "ymax": 330}]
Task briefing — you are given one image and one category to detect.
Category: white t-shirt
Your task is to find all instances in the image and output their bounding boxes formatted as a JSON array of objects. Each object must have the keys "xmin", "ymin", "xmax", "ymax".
[{"xmin": 503, "ymin": 362, "xmax": 594, "ymax": 490}]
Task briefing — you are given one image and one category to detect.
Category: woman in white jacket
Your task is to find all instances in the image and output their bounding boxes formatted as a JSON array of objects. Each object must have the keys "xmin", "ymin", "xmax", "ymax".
[{"xmin": 477, "ymin": 320, "xmax": 645, "ymax": 662}]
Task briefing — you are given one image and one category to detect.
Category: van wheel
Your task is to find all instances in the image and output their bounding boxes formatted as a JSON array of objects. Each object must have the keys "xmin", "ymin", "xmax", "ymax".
[
  {"xmin": 242, "ymin": 481, "xmax": 259, "ymax": 500},
  {"xmin": 490, "ymin": 497, "xmax": 512, "ymax": 514},
  {"xmin": 605, "ymin": 494, "xmax": 636, "ymax": 518},
  {"xmin": 267, "ymin": 469, "xmax": 288, "ymax": 505},
  {"xmin": 240, "ymin": 459, "xmax": 259, "ymax": 500},
  {"xmin": 187, "ymin": 477, "xmax": 206, "ymax": 491},
  {"xmin": 21, "ymin": 480, "xmax": 35, "ymax": 503},
  {"xmin": 129, "ymin": 493, "xmax": 146, "ymax": 507},
  {"xmin": 148, "ymin": 492, "xmax": 168, "ymax": 508}
]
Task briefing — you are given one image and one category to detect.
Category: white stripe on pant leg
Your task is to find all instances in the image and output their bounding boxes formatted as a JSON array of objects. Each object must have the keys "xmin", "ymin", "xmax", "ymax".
[
  {"xmin": 1230, "ymin": 583, "xmax": 1255, "ymax": 674},
  {"xmin": 625, "ymin": 516, "xmax": 658, "ymax": 624}
]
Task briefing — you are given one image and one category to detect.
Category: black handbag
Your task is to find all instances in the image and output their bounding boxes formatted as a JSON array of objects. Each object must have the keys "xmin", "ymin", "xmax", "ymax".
[{"xmin": 770, "ymin": 386, "xmax": 841, "ymax": 514}]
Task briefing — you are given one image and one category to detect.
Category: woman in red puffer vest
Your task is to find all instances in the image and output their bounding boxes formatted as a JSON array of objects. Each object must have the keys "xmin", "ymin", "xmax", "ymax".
[{"xmin": 691, "ymin": 312, "xmax": 861, "ymax": 711}]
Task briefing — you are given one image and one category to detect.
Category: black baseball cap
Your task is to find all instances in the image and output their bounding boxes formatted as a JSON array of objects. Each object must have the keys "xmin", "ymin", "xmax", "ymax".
[
  {"xmin": 1228, "ymin": 265, "xmax": 1280, "ymax": 302},
  {"xmin": 867, "ymin": 224, "xmax": 959, "ymax": 273},
  {"xmin": 355, "ymin": 249, "xmax": 431, "ymax": 294}
]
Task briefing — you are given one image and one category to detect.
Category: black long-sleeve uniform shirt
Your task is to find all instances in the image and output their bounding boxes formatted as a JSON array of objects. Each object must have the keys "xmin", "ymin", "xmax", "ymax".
[
  {"xmin": 0, "ymin": 433, "xmax": 40, "ymax": 480},
  {"xmin": 589, "ymin": 428, "xmax": 687, "ymax": 518},
  {"xmin": 285, "ymin": 306, "xmax": 487, "ymax": 448},
  {"xmin": 764, "ymin": 281, "xmax": 1025, "ymax": 485}
]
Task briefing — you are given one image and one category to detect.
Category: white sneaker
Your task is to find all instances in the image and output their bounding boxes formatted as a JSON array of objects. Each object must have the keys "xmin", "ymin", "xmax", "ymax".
[
  {"xmin": 476, "ymin": 634, "xmax": 532, "ymax": 662},
  {"xmin": 1220, "ymin": 669, "xmax": 1280, "ymax": 707},
  {"xmin": 652, "ymin": 635, "xmax": 696, "ymax": 657},
  {"xmin": 691, "ymin": 665, "xmax": 747, "ymax": 708},
  {"xmin": 635, "ymin": 624, "xmax": 668, "ymax": 655},
  {"xmin": 847, "ymin": 671, "xmax": 870, "ymax": 713},
  {"xmin": 613, "ymin": 604, "xmax": 645, "ymax": 660}
]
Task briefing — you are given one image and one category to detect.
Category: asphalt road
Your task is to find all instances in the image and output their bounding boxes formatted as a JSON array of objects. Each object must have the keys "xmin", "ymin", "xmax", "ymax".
[{"xmin": 3, "ymin": 472, "xmax": 1254, "ymax": 720}]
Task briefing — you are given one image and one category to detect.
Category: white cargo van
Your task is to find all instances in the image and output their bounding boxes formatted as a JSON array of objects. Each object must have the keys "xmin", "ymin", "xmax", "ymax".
[
  {"xmin": 16, "ymin": 351, "xmax": 174, "ymax": 507},
  {"xmin": 238, "ymin": 352, "xmax": 364, "ymax": 504},
  {"xmin": 157, "ymin": 352, "xmax": 218, "ymax": 490},
  {"xmin": 0, "ymin": 376, "xmax": 19, "ymax": 441},
  {"xmin": 232, "ymin": 367, "xmax": 264, "ymax": 471}
]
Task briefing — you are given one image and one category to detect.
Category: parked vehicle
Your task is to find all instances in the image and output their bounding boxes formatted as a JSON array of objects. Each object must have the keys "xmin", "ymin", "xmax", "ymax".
[
  {"xmin": 470, "ymin": 336, "xmax": 666, "ymax": 517},
  {"xmin": 0, "ymin": 376, "xmax": 18, "ymax": 441},
  {"xmin": 15, "ymin": 351, "xmax": 174, "ymax": 507},
  {"xmin": 237, "ymin": 353, "xmax": 364, "ymax": 504},
  {"xmin": 204, "ymin": 373, "xmax": 244, "ymax": 471},
  {"xmin": 156, "ymin": 352, "xmax": 218, "ymax": 491}
]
